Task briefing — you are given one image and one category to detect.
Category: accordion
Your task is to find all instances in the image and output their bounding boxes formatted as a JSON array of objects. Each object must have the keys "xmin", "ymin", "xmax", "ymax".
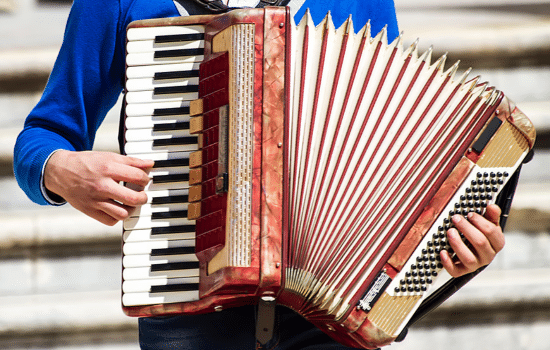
[{"xmin": 120, "ymin": 7, "xmax": 536, "ymax": 349}]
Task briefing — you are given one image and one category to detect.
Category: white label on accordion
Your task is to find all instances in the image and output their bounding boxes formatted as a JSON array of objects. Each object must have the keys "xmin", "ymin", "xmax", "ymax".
[{"xmin": 358, "ymin": 271, "xmax": 392, "ymax": 311}]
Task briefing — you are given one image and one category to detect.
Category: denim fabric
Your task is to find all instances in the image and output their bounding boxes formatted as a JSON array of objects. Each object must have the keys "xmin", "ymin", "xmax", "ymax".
[{"xmin": 139, "ymin": 305, "xmax": 360, "ymax": 350}]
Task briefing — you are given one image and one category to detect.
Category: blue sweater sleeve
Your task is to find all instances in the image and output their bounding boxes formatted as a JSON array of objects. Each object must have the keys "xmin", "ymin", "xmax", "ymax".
[
  {"xmin": 13, "ymin": 0, "xmax": 180, "ymax": 205},
  {"xmin": 14, "ymin": 0, "xmax": 124, "ymax": 205}
]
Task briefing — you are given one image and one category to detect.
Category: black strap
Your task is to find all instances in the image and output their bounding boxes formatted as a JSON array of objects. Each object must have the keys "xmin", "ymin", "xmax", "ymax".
[
  {"xmin": 187, "ymin": 0, "xmax": 291, "ymax": 13},
  {"xmin": 187, "ymin": 0, "xmax": 229, "ymax": 13},
  {"xmin": 256, "ymin": 0, "xmax": 291, "ymax": 8}
]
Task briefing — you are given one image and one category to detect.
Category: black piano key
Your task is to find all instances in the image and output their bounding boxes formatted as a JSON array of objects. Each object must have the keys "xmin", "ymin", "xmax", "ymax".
[
  {"xmin": 151, "ymin": 246, "xmax": 196, "ymax": 256},
  {"xmin": 154, "ymin": 48, "xmax": 204, "ymax": 59},
  {"xmin": 154, "ymin": 33, "xmax": 205, "ymax": 44},
  {"xmin": 153, "ymin": 121, "xmax": 190, "ymax": 132},
  {"xmin": 154, "ymin": 70, "xmax": 200, "ymax": 80},
  {"xmin": 153, "ymin": 158, "xmax": 190, "ymax": 169},
  {"xmin": 150, "ymin": 261, "xmax": 200, "ymax": 272},
  {"xmin": 151, "ymin": 195, "xmax": 189, "ymax": 205},
  {"xmin": 152, "ymin": 173, "xmax": 189, "ymax": 184},
  {"xmin": 152, "ymin": 210, "xmax": 188, "ymax": 220},
  {"xmin": 150, "ymin": 283, "xmax": 200, "ymax": 293},
  {"xmin": 153, "ymin": 106, "xmax": 190, "ymax": 116},
  {"xmin": 154, "ymin": 85, "xmax": 199, "ymax": 95},
  {"xmin": 153, "ymin": 136, "xmax": 198, "ymax": 147},
  {"xmin": 151, "ymin": 225, "xmax": 196, "ymax": 235}
]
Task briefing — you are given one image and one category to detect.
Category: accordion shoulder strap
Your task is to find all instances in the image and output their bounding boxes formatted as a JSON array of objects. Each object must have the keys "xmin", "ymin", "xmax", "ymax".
[
  {"xmin": 185, "ymin": 0, "xmax": 291, "ymax": 13},
  {"xmin": 256, "ymin": 0, "xmax": 292, "ymax": 7},
  {"xmin": 185, "ymin": 0, "xmax": 229, "ymax": 13}
]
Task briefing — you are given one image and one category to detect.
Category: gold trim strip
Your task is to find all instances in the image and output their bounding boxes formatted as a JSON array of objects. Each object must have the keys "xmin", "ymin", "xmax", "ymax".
[
  {"xmin": 367, "ymin": 293, "xmax": 422, "ymax": 336},
  {"xmin": 477, "ymin": 121, "xmax": 529, "ymax": 168}
]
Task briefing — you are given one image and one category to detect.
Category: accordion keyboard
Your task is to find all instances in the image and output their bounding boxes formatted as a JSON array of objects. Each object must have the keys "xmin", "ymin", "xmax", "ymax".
[{"xmin": 121, "ymin": 24, "xmax": 206, "ymax": 307}]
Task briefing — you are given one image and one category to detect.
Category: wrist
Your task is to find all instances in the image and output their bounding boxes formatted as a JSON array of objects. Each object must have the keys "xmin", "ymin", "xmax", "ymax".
[{"xmin": 43, "ymin": 149, "xmax": 70, "ymax": 204}]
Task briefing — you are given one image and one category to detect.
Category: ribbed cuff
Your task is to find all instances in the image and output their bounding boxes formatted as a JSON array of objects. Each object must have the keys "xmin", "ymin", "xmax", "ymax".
[{"xmin": 40, "ymin": 149, "xmax": 67, "ymax": 206}]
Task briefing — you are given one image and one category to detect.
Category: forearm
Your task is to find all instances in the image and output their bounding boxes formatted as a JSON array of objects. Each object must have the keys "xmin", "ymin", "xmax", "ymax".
[{"xmin": 13, "ymin": 0, "xmax": 124, "ymax": 205}]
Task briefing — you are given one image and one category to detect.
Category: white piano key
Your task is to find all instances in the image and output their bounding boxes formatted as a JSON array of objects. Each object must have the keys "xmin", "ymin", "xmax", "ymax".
[
  {"xmin": 128, "ymin": 152, "xmax": 191, "ymax": 164},
  {"xmin": 123, "ymin": 253, "xmax": 198, "ymax": 268},
  {"xmin": 125, "ymin": 101, "xmax": 190, "ymax": 118},
  {"xmin": 127, "ymin": 25, "xmax": 205, "ymax": 42},
  {"xmin": 126, "ymin": 39, "xmax": 204, "ymax": 54},
  {"xmin": 123, "ymin": 277, "xmax": 200, "ymax": 293},
  {"xmin": 126, "ymin": 52, "xmax": 204, "ymax": 67},
  {"xmin": 126, "ymin": 76, "xmax": 199, "ymax": 92},
  {"xmin": 122, "ymin": 290, "xmax": 200, "ymax": 306},
  {"xmin": 126, "ymin": 116, "xmax": 191, "ymax": 129},
  {"xmin": 144, "ymin": 179, "xmax": 189, "ymax": 192},
  {"xmin": 125, "ymin": 89, "xmax": 199, "ymax": 104},
  {"xmin": 123, "ymin": 228, "xmax": 195, "ymax": 243},
  {"xmin": 149, "ymin": 165, "xmax": 190, "ymax": 176},
  {"xmin": 123, "ymin": 266, "xmax": 200, "ymax": 280},
  {"xmin": 126, "ymin": 62, "xmax": 201, "ymax": 79},
  {"xmin": 129, "ymin": 201, "xmax": 189, "ymax": 218},
  {"xmin": 125, "ymin": 140, "xmax": 198, "ymax": 155},
  {"xmin": 149, "ymin": 181, "xmax": 190, "ymax": 192},
  {"xmin": 144, "ymin": 187, "xmax": 189, "ymax": 201},
  {"xmin": 148, "ymin": 167, "xmax": 191, "ymax": 191},
  {"xmin": 124, "ymin": 215, "xmax": 195, "ymax": 231},
  {"xmin": 125, "ymin": 165, "xmax": 191, "ymax": 189},
  {"xmin": 125, "ymin": 128, "xmax": 192, "ymax": 142},
  {"xmin": 123, "ymin": 239, "xmax": 195, "ymax": 255},
  {"xmin": 129, "ymin": 187, "xmax": 191, "ymax": 218}
]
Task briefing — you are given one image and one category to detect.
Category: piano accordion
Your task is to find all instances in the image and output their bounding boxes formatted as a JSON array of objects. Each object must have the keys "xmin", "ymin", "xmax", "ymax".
[{"xmin": 120, "ymin": 7, "xmax": 536, "ymax": 349}]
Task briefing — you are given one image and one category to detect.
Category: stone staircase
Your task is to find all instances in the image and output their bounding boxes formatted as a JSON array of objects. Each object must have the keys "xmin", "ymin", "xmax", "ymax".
[{"xmin": 0, "ymin": 0, "xmax": 549, "ymax": 349}]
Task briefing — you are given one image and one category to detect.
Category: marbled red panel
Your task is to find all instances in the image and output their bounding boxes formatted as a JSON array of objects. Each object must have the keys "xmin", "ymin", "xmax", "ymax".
[
  {"xmin": 258, "ymin": 6, "xmax": 287, "ymax": 295},
  {"xmin": 387, "ymin": 157, "xmax": 474, "ymax": 271},
  {"xmin": 498, "ymin": 95, "xmax": 536, "ymax": 148}
]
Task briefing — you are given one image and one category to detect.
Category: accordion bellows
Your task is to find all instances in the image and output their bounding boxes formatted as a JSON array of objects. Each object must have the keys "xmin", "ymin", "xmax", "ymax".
[{"xmin": 121, "ymin": 7, "xmax": 535, "ymax": 348}]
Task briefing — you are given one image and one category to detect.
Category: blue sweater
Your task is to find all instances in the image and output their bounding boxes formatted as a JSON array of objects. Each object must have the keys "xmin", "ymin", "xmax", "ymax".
[{"xmin": 14, "ymin": 0, "xmax": 399, "ymax": 206}]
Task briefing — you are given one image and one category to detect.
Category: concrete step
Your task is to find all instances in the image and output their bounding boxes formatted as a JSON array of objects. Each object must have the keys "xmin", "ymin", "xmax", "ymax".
[
  {"xmin": 395, "ymin": 0, "xmax": 550, "ymax": 10},
  {"xmin": 0, "ymin": 48, "xmax": 58, "ymax": 81},
  {"xmin": 0, "ymin": 0, "xmax": 15, "ymax": 14},
  {"xmin": 0, "ymin": 290, "xmax": 137, "ymax": 335},
  {"xmin": 0, "ymin": 207, "xmax": 121, "ymax": 253},
  {"xmin": 0, "ymin": 290, "xmax": 139, "ymax": 350}
]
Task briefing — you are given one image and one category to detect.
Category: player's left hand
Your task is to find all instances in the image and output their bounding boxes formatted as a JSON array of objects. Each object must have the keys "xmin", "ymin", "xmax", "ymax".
[{"xmin": 440, "ymin": 204, "xmax": 505, "ymax": 278}]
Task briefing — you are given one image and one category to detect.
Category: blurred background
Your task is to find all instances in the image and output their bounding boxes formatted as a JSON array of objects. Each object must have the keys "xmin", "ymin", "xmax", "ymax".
[{"xmin": 0, "ymin": 0, "xmax": 549, "ymax": 349}]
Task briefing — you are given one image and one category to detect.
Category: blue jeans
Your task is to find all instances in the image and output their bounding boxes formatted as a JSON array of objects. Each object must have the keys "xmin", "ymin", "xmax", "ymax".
[{"xmin": 139, "ymin": 305, "xmax": 361, "ymax": 349}]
